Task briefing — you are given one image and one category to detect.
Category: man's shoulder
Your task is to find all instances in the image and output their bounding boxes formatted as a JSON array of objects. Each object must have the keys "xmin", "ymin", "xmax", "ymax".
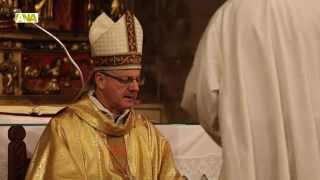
[
  {"xmin": 130, "ymin": 111, "xmax": 172, "ymax": 151},
  {"xmin": 131, "ymin": 111, "xmax": 167, "ymax": 138},
  {"xmin": 131, "ymin": 110, "xmax": 154, "ymax": 127},
  {"xmin": 49, "ymin": 107, "xmax": 80, "ymax": 126}
]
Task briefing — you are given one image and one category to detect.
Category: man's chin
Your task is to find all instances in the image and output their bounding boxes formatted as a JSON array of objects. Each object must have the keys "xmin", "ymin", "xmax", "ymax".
[{"xmin": 121, "ymin": 100, "xmax": 137, "ymax": 109}]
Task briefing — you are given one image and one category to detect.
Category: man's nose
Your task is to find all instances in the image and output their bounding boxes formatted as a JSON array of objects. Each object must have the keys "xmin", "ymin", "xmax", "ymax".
[{"xmin": 128, "ymin": 80, "xmax": 140, "ymax": 91}]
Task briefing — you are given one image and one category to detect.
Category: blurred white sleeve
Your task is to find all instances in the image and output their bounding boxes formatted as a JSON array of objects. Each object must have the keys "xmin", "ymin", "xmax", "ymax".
[{"xmin": 181, "ymin": 17, "xmax": 221, "ymax": 142}]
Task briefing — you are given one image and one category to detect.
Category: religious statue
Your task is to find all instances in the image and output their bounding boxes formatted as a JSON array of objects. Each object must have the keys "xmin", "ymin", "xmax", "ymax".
[
  {"xmin": 34, "ymin": 0, "xmax": 53, "ymax": 19},
  {"xmin": 89, "ymin": 0, "xmax": 127, "ymax": 25},
  {"xmin": 43, "ymin": 58, "xmax": 62, "ymax": 94},
  {"xmin": 110, "ymin": 0, "xmax": 125, "ymax": 20},
  {"xmin": 24, "ymin": 65, "xmax": 40, "ymax": 78},
  {"xmin": 0, "ymin": 51, "xmax": 18, "ymax": 95},
  {"xmin": 0, "ymin": 0, "xmax": 17, "ymax": 30}
]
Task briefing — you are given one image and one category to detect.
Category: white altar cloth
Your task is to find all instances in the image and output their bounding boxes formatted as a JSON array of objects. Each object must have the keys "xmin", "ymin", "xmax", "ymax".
[{"xmin": 0, "ymin": 114, "xmax": 222, "ymax": 180}]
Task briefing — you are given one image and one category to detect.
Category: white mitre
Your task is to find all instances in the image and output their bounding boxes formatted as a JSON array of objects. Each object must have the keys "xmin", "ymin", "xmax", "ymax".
[{"xmin": 89, "ymin": 11, "xmax": 143, "ymax": 71}]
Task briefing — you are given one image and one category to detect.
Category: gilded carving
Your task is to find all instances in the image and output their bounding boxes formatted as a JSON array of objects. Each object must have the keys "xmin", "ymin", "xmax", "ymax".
[{"xmin": 0, "ymin": 51, "xmax": 18, "ymax": 95}]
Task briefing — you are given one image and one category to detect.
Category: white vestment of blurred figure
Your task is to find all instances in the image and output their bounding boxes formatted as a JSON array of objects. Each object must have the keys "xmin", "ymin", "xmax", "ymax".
[{"xmin": 181, "ymin": 0, "xmax": 320, "ymax": 179}]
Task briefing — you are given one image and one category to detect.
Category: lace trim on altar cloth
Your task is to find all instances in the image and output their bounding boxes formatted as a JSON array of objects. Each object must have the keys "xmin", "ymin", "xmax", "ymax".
[{"xmin": 176, "ymin": 154, "xmax": 222, "ymax": 180}]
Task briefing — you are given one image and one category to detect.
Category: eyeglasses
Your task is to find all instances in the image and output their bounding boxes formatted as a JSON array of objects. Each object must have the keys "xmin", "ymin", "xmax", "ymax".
[{"xmin": 98, "ymin": 71, "xmax": 145, "ymax": 86}]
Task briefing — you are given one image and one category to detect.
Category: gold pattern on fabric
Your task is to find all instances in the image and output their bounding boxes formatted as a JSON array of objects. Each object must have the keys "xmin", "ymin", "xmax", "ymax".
[
  {"xmin": 26, "ymin": 95, "xmax": 183, "ymax": 180},
  {"xmin": 92, "ymin": 54, "xmax": 142, "ymax": 68},
  {"xmin": 125, "ymin": 11, "xmax": 138, "ymax": 52},
  {"xmin": 107, "ymin": 136, "xmax": 132, "ymax": 179}
]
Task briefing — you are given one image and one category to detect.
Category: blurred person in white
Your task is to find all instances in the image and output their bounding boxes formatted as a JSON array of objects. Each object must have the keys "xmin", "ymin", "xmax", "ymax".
[
  {"xmin": 181, "ymin": 0, "xmax": 320, "ymax": 179},
  {"xmin": 25, "ymin": 5, "xmax": 182, "ymax": 180}
]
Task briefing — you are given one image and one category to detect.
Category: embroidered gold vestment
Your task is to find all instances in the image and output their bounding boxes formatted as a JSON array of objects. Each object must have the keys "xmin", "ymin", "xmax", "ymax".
[{"xmin": 26, "ymin": 95, "xmax": 182, "ymax": 180}]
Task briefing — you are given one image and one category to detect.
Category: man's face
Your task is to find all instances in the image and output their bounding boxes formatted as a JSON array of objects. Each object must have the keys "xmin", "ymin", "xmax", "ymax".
[{"xmin": 94, "ymin": 69, "xmax": 141, "ymax": 114}]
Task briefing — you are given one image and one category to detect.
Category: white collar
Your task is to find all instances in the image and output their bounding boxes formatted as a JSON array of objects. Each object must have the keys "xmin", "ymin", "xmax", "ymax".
[{"xmin": 88, "ymin": 90, "xmax": 129, "ymax": 125}]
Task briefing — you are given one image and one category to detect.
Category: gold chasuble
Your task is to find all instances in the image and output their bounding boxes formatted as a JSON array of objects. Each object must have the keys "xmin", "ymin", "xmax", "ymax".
[{"xmin": 26, "ymin": 95, "xmax": 182, "ymax": 180}]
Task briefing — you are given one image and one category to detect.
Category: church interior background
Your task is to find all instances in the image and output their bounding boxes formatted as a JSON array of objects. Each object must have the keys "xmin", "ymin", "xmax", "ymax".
[
  {"xmin": 0, "ymin": 1, "xmax": 226, "ymax": 179},
  {"xmin": 0, "ymin": 0, "xmax": 225, "ymax": 123}
]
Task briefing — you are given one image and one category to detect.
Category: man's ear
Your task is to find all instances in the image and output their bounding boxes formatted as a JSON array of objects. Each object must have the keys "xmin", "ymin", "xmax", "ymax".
[{"xmin": 95, "ymin": 72, "xmax": 104, "ymax": 89}]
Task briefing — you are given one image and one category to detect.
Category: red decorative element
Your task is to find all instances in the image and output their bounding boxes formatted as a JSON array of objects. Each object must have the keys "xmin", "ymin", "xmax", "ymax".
[
  {"xmin": 125, "ymin": 11, "xmax": 138, "ymax": 52},
  {"xmin": 21, "ymin": 52, "xmax": 92, "ymax": 96},
  {"xmin": 92, "ymin": 54, "xmax": 142, "ymax": 67}
]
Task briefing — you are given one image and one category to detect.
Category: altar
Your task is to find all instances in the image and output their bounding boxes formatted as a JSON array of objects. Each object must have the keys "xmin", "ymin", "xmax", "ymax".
[{"xmin": 0, "ymin": 114, "xmax": 222, "ymax": 180}]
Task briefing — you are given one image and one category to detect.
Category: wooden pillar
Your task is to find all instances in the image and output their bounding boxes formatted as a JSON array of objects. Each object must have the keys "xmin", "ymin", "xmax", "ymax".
[{"xmin": 8, "ymin": 125, "xmax": 30, "ymax": 180}]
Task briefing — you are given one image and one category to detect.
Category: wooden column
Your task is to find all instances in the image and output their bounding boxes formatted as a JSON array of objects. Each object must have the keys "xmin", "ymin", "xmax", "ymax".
[{"xmin": 8, "ymin": 125, "xmax": 30, "ymax": 180}]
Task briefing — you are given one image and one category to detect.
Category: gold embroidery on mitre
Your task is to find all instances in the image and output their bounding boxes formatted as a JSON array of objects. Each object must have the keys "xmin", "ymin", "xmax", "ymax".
[
  {"xmin": 125, "ymin": 11, "xmax": 138, "ymax": 52},
  {"xmin": 93, "ymin": 54, "xmax": 142, "ymax": 67}
]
